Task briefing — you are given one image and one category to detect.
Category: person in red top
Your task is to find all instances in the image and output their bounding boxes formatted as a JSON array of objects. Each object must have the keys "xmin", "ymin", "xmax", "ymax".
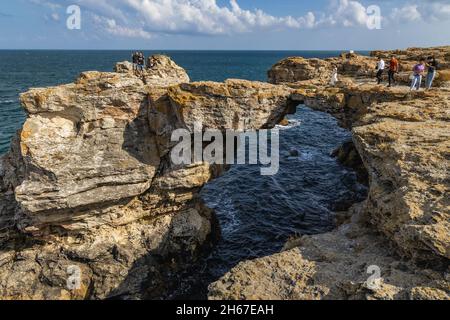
[{"xmin": 388, "ymin": 55, "xmax": 399, "ymax": 87}]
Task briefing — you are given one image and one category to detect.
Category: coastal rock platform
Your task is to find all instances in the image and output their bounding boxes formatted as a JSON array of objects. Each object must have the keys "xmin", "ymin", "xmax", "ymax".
[
  {"xmin": 209, "ymin": 47, "xmax": 450, "ymax": 300},
  {"xmin": 0, "ymin": 47, "xmax": 449, "ymax": 300},
  {"xmin": 0, "ymin": 56, "xmax": 296, "ymax": 299}
]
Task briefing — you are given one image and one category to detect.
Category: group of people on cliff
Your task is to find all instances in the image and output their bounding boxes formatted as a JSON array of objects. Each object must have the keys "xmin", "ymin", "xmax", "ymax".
[
  {"xmin": 132, "ymin": 52, "xmax": 156, "ymax": 75},
  {"xmin": 374, "ymin": 55, "xmax": 439, "ymax": 90}
]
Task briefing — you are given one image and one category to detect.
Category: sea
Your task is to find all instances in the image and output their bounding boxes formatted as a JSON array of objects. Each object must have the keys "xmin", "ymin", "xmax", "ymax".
[{"xmin": 0, "ymin": 50, "xmax": 369, "ymax": 298}]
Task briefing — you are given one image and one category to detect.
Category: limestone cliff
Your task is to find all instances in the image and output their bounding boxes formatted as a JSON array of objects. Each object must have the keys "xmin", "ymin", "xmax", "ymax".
[
  {"xmin": 209, "ymin": 47, "xmax": 450, "ymax": 300},
  {"xmin": 269, "ymin": 46, "xmax": 450, "ymax": 87},
  {"xmin": 0, "ymin": 56, "xmax": 296, "ymax": 299},
  {"xmin": 0, "ymin": 47, "xmax": 449, "ymax": 301}
]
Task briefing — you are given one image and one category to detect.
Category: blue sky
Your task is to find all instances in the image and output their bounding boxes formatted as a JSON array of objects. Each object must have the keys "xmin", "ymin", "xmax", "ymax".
[{"xmin": 0, "ymin": 0, "xmax": 449, "ymax": 50}]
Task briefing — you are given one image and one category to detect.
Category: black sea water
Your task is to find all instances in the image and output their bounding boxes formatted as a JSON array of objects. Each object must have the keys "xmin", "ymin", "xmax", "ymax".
[{"xmin": 0, "ymin": 50, "xmax": 368, "ymax": 298}]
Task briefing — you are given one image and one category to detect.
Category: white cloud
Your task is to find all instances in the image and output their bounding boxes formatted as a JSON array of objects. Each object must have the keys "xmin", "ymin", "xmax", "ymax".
[
  {"xmin": 29, "ymin": 0, "xmax": 62, "ymax": 11},
  {"xmin": 427, "ymin": 2, "xmax": 450, "ymax": 21},
  {"xmin": 390, "ymin": 1, "xmax": 450, "ymax": 24},
  {"xmin": 117, "ymin": 0, "xmax": 317, "ymax": 35},
  {"xmin": 30, "ymin": 0, "xmax": 321, "ymax": 38},
  {"xmin": 322, "ymin": 0, "xmax": 370, "ymax": 27},
  {"xmin": 390, "ymin": 5, "xmax": 422, "ymax": 23},
  {"xmin": 50, "ymin": 12, "xmax": 60, "ymax": 21},
  {"xmin": 92, "ymin": 14, "xmax": 153, "ymax": 39},
  {"xmin": 28, "ymin": 0, "xmax": 450, "ymax": 40}
]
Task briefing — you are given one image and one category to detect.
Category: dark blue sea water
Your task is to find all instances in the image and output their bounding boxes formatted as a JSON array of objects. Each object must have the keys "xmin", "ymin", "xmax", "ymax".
[
  {"xmin": 0, "ymin": 51, "xmax": 368, "ymax": 298},
  {"xmin": 169, "ymin": 107, "xmax": 368, "ymax": 299}
]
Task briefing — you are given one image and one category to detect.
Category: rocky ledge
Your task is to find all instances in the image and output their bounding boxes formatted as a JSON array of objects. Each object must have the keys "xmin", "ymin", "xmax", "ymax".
[
  {"xmin": 0, "ymin": 47, "xmax": 449, "ymax": 300},
  {"xmin": 209, "ymin": 47, "xmax": 450, "ymax": 300},
  {"xmin": 0, "ymin": 56, "xmax": 296, "ymax": 299}
]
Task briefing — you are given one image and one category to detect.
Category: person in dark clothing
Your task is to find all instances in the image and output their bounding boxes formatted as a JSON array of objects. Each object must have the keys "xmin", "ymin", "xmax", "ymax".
[
  {"xmin": 387, "ymin": 55, "xmax": 399, "ymax": 87},
  {"xmin": 137, "ymin": 52, "xmax": 145, "ymax": 75},
  {"xmin": 132, "ymin": 52, "xmax": 138, "ymax": 73},
  {"xmin": 426, "ymin": 56, "xmax": 439, "ymax": 89},
  {"xmin": 147, "ymin": 56, "xmax": 156, "ymax": 69}
]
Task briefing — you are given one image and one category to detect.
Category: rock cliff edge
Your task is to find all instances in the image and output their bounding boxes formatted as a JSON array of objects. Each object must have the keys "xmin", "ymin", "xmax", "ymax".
[
  {"xmin": 0, "ymin": 47, "xmax": 449, "ymax": 300},
  {"xmin": 209, "ymin": 47, "xmax": 450, "ymax": 300},
  {"xmin": 0, "ymin": 56, "xmax": 296, "ymax": 299}
]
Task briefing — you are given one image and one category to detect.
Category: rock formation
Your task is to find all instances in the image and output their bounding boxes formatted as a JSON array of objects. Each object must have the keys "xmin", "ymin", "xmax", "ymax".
[
  {"xmin": 268, "ymin": 53, "xmax": 379, "ymax": 85},
  {"xmin": 269, "ymin": 47, "xmax": 450, "ymax": 88},
  {"xmin": 115, "ymin": 55, "xmax": 190, "ymax": 86},
  {"xmin": 268, "ymin": 57, "xmax": 334, "ymax": 84},
  {"xmin": 1, "ymin": 47, "xmax": 449, "ymax": 300},
  {"xmin": 209, "ymin": 47, "xmax": 450, "ymax": 300},
  {"xmin": 0, "ymin": 56, "xmax": 296, "ymax": 299}
]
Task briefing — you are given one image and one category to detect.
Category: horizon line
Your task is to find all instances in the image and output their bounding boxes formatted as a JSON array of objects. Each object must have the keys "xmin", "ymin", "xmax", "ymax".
[
  {"xmin": 0, "ymin": 45, "xmax": 439, "ymax": 51},
  {"xmin": 0, "ymin": 48, "xmax": 375, "ymax": 52}
]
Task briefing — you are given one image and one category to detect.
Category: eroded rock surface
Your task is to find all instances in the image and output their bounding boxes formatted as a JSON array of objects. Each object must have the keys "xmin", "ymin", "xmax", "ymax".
[
  {"xmin": 268, "ymin": 57, "xmax": 334, "ymax": 84},
  {"xmin": 210, "ymin": 47, "xmax": 450, "ymax": 300},
  {"xmin": 115, "ymin": 55, "xmax": 190, "ymax": 86},
  {"xmin": 168, "ymin": 80, "xmax": 296, "ymax": 131},
  {"xmin": 0, "ymin": 56, "xmax": 296, "ymax": 299},
  {"xmin": 269, "ymin": 46, "xmax": 450, "ymax": 87},
  {"xmin": 1, "ymin": 47, "xmax": 449, "ymax": 301},
  {"xmin": 209, "ymin": 207, "xmax": 450, "ymax": 300}
]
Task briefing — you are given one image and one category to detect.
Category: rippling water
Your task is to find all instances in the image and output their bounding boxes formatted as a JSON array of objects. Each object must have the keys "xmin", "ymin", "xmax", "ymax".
[
  {"xmin": 202, "ymin": 106, "xmax": 367, "ymax": 269},
  {"xmin": 164, "ymin": 106, "xmax": 367, "ymax": 299}
]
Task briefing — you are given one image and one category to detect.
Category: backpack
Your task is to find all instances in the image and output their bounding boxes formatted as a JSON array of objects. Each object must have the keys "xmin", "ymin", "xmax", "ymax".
[{"xmin": 433, "ymin": 60, "xmax": 440, "ymax": 70}]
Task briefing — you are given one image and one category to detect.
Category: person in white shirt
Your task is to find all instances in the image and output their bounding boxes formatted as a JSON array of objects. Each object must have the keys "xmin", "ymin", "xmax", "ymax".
[
  {"xmin": 376, "ymin": 57, "xmax": 385, "ymax": 84},
  {"xmin": 330, "ymin": 67, "xmax": 338, "ymax": 86}
]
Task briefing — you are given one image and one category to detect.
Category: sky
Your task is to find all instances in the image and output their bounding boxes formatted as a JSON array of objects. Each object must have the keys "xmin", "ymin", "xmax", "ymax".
[{"xmin": 0, "ymin": 0, "xmax": 449, "ymax": 50}]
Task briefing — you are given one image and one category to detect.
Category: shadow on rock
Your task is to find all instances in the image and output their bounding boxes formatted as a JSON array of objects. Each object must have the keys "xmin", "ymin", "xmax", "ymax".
[{"xmin": 123, "ymin": 99, "xmax": 160, "ymax": 165}]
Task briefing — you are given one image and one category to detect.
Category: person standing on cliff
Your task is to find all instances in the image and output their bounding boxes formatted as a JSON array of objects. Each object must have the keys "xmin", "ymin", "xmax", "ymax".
[
  {"xmin": 132, "ymin": 52, "xmax": 139, "ymax": 74},
  {"xmin": 387, "ymin": 55, "xmax": 399, "ymax": 88},
  {"xmin": 147, "ymin": 55, "xmax": 156, "ymax": 69},
  {"xmin": 410, "ymin": 58, "xmax": 426, "ymax": 91},
  {"xmin": 375, "ymin": 57, "xmax": 385, "ymax": 85},
  {"xmin": 330, "ymin": 66, "xmax": 339, "ymax": 86},
  {"xmin": 137, "ymin": 52, "xmax": 145, "ymax": 75},
  {"xmin": 425, "ymin": 56, "xmax": 439, "ymax": 90}
]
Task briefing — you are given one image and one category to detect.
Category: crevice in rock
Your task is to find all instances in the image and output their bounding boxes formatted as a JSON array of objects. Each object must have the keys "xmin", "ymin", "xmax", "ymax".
[{"xmin": 331, "ymin": 140, "xmax": 369, "ymax": 186}]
